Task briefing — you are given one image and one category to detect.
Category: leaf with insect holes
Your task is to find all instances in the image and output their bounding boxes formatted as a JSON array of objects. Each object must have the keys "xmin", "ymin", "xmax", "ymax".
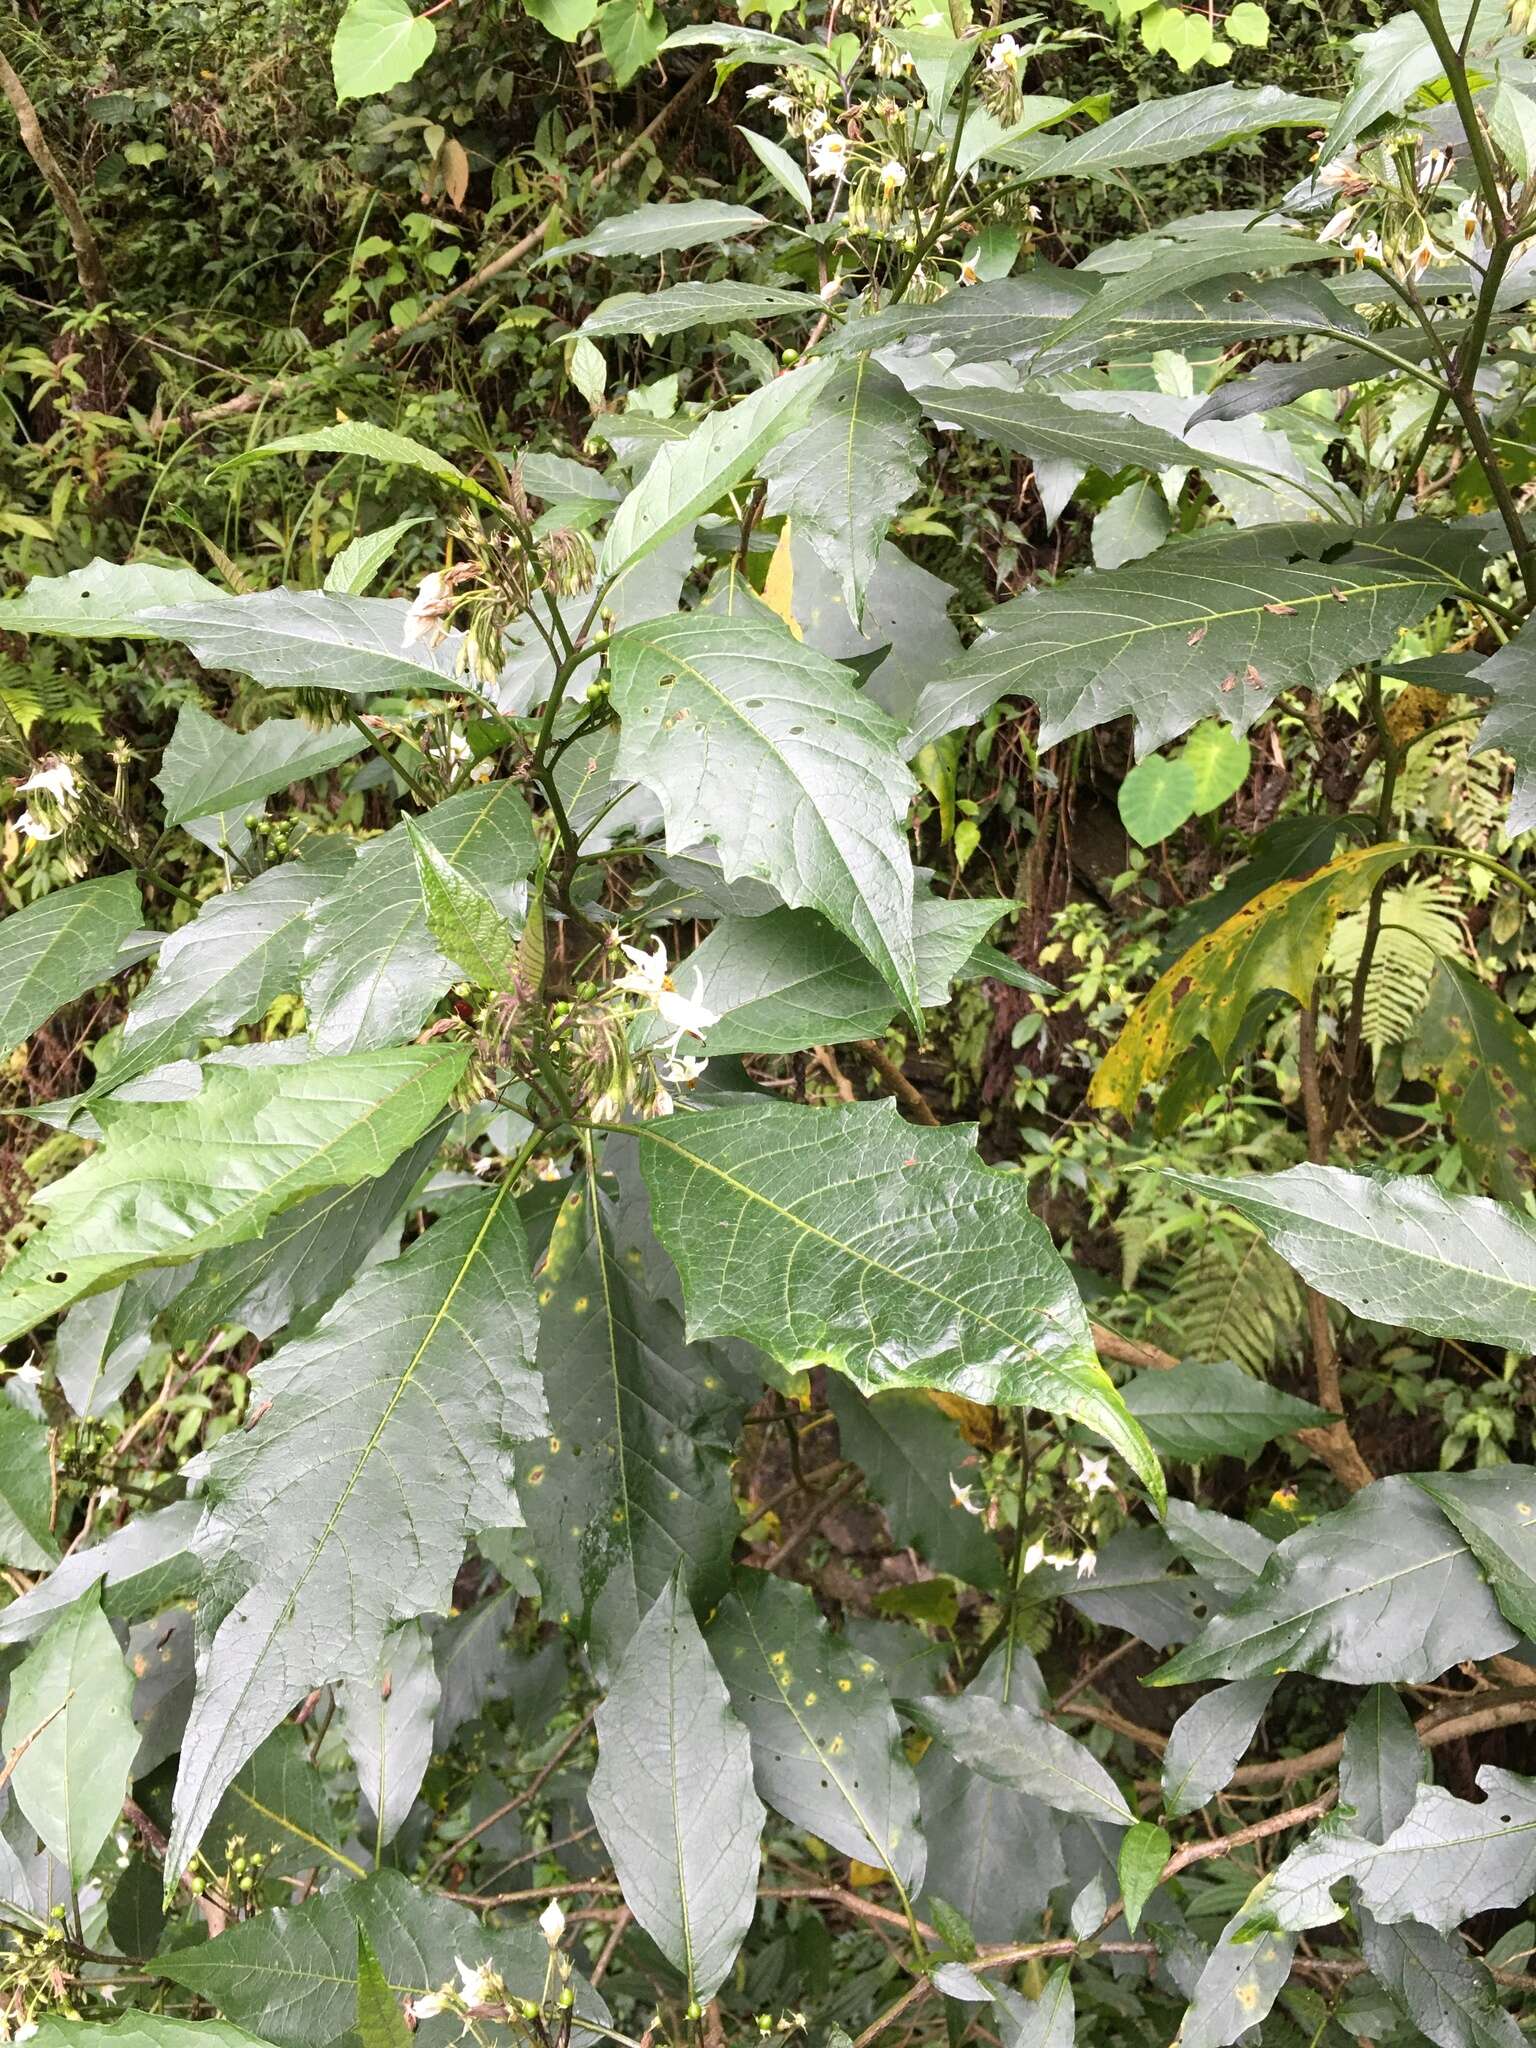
[
  {"xmin": 631, "ymin": 1100, "xmax": 1162, "ymax": 1502},
  {"xmin": 608, "ymin": 610, "xmax": 922, "ymax": 1017}
]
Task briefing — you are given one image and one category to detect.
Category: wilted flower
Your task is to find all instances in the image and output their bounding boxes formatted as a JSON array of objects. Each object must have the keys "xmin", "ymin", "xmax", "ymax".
[
  {"xmin": 454, "ymin": 1959, "xmax": 499, "ymax": 2009},
  {"xmin": 15, "ymin": 808, "xmax": 59, "ymax": 843},
  {"xmin": 1076, "ymin": 1548, "xmax": 1097, "ymax": 1581},
  {"xmin": 959, "ymin": 260, "xmax": 980, "ymax": 285},
  {"xmin": 1316, "ymin": 206, "xmax": 1358, "ymax": 246},
  {"xmin": 1022, "ymin": 1538, "xmax": 1046, "ymax": 1574},
  {"xmin": 403, "ymin": 570, "xmax": 455, "ymax": 649},
  {"xmin": 409, "ymin": 1993, "xmax": 450, "ymax": 2021}
]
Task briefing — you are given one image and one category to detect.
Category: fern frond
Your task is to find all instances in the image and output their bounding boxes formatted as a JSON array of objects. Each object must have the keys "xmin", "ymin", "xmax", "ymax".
[
  {"xmin": 1326, "ymin": 877, "xmax": 1466, "ymax": 1059},
  {"xmin": 1159, "ymin": 1229, "xmax": 1304, "ymax": 1376}
]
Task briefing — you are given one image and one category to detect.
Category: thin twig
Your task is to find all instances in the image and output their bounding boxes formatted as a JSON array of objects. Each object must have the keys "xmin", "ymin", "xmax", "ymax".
[{"xmin": 426, "ymin": 1706, "xmax": 597, "ymax": 1878}]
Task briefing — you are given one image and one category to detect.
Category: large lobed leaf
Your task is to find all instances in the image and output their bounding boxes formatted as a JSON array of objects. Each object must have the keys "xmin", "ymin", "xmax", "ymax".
[
  {"xmin": 631, "ymin": 1100, "xmax": 1162, "ymax": 1502},
  {"xmin": 166, "ymin": 1181, "xmax": 543, "ymax": 1874}
]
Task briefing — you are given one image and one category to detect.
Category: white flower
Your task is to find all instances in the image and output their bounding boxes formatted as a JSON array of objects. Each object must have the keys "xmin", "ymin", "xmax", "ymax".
[
  {"xmin": 8, "ymin": 1364, "xmax": 43, "ymax": 1392},
  {"xmin": 987, "ymin": 33, "xmax": 1022, "ymax": 72},
  {"xmin": 468, "ymin": 755, "xmax": 494, "ymax": 783},
  {"xmin": 410, "ymin": 1993, "xmax": 450, "ymax": 2021},
  {"xmin": 878, "ymin": 159, "xmax": 908, "ymax": 194},
  {"xmin": 17, "ymin": 760, "xmax": 76, "ymax": 804},
  {"xmin": 1076, "ymin": 1548, "xmax": 1097, "ymax": 1581},
  {"xmin": 15, "ymin": 808, "xmax": 59, "ymax": 843},
  {"xmin": 1022, "ymin": 1538, "xmax": 1046, "ymax": 1575},
  {"xmin": 1341, "ymin": 227, "xmax": 1383, "ymax": 265},
  {"xmin": 403, "ymin": 570, "xmax": 453, "ymax": 649},
  {"xmin": 747, "ymin": 82, "xmax": 775, "ymax": 99},
  {"xmin": 948, "ymin": 1473, "xmax": 983, "ymax": 1516},
  {"xmin": 1452, "ymin": 195, "xmax": 1484, "ymax": 250},
  {"xmin": 770, "ymin": 93, "xmax": 794, "ymax": 116},
  {"xmin": 1315, "ymin": 206, "xmax": 1358, "ymax": 246},
  {"xmin": 616, "ymin": 936, "xmax": 669, "ymax": 998},
  {"xmin": 959, "ymin": 260, "xmax": 980, "ymax": 285},
  {"xmin": 809, "ymin": 131, "xmax": 851, "ymax": 181},
  {"xmin": 455, "ymin": 1958, "xmax": 498, "ymax": 2008},
  {"xmin": 540, "ymin": 1899, "xmax": 566, "ymax": 1947},
  {"xmin": 1077, "ymin": 1452, "xmax": 1114, "ymax": 1499},
  {"xmin": 803, "ymin": 107, "xmax": 829, "ymax": 135},
  {"xmin": 446, "ymin": 730, "xmax": 473, "ymax": 765},
  {"xmin": 818, "ymin": 274, "xmax": 845, "ymax": 302},
  {"xmin": 13, "ymin": 2028, "xmax": 39, "ymax": 2045},
  {"xmin": 615, "ymin": 938, "xmax": 717, "ymax": 1046},
  {"xmin": 662, "ymin": 1052, "xmax": 708, "ymax": 1089},
  {"xmin": 1398, "ymin": 231, "xmax": 1438, "ymax": 280}
]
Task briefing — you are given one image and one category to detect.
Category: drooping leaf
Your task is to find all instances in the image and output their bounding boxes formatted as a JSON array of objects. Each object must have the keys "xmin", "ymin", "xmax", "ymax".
[
  {"xmin": 632, "ymin": 1100, "xmax": 1162, "ymax": 1502},
  {"xmin": 220, "ymin": 422, "xmax": 499, "ymax": 510},
  {"xmin": 0, "ymin": 1043, "xmax": 466, "ymax": 1345},
  {"xmin": 155, "ymin": 703, "xmax": 364, "ymax": 826},
  {"xmin": 331, "ymin": 0, "xmax": 436, "ymax": 99},
  {"xmin": 0, "ymin": 1502, "xmax": 200, "ymax": 1645},
  {"xmin": 1002, "ymin": 82, "xmax": 1334, "ymax": 179},
  {"xmin": 579, "ymin": 282, "xmax": 824, "ymax": 338},
  {"xmin": 1161, "ymin": 1678, "xmax": 1277, "ymax": 1817},
  {"xmin": 1173, "ymin": 1164, "xmax": 1536, "ymax": 1353},
  {"xmin": 738, "ymin": 127, "xmax": 813, "ymax": 214},
  {"xmin": 0, "ymin": 1396, "xmax": 62, "ymax": 1571},
  {"xmin": 1407, "ymin": 962, "xmax": 1536, "ymax": 1198},
  {"xmin": 141, "ymin": 591, "xmax": 469, "ymax": 696},
  {"xmin": 609, "ymin": 611, "xmax": 921, "ymax": 1015},
  {"xmin": 543, "ymin": 200, "xmax": 769, "ymax": 265},
  {"xmin": 167, "ymin": 1180, "xmax": 542, "ymax": 1875},
  {"xmin": 1121, "ymin": 1359, "xmax": 1333, "ymax": 1464},
  {"xmin": 760, "ymin": 358, "xmax": 926, "ymax": 629},
  {"xmin": 1162, "ymin": 1498, "xmax": 1274, "ymax": 1597},
  {"xmin": 1091, "ymin": 844, "xmax": 1406, "ymax": 1113},
  {"xmin": 0, "ymin": 558, "xmax": 220, "ymax": 638},
  {"xmin": 1412, "ymin": 1465, "xmax": 1536, "ymax": 1641},
  {"xmin": 519, "ymin": 1160, "xmax": 745, "ymax": 1670},
  {"xmin": 0, "ymin": 872, "xmax": 141, "ymax": 1056},
  {"xmin": 711, "ymin": 1567, "xmax": 926, "ymax": 1892},
  {"xmin": 589, "ymin": 1576, "xmax": 764, "ymax": 2005},
  {"xmin": 338, "ymin": 1620, "xmax": 441, "ymax": 1855},
  {"xmin": 405, "ymin": 819, "xmax": 522, "ymax": 992},
  {"xmin": 110, "ymin": 861, "xmax": 333, "ymax": 1084},
  {"xmin": 1176, "ymin": 1897, "xmax": 1296, "ymax": 2048},
  {"xmin": 906, "ymin": 523, "xmax": 1481, "ymax": 757},
  {"xmin": 1358, "ymin": 1909, "xmax": 1523, "ymax": 2048},
  {"xmin": 910, "ymin": 383, "xmax": 1213, "ymax": 481},
  {"xmin": 1341, "ymin": 1686, "xmax": 1424, "ymax": 1845},
  {"xmin": 828, "ymin": 1383, "xmax": 1002, "ymax": 1588},
  {"xmin": 304, "ymin": 781, "xmax": 533, "ymax": 1052},
  {"xmin": 4, "ymin": 1590, "xmax": 138, "ymax": 1883},
  {"xmin": 1151, "ymin": 1477, "xmax": 1515, "ymax": 1687},
  {"xmin": 599, "ymin": 359, "xmax": 833, "ymax": 578},
  {"xmin": 161, "ymin": 1868, "xmax": 608, "ymax": 2047},
  {"xmin": 54, "ymin": 1275, "xmax": 173, "ymax": 1418},
  {"xmin": 992, "ymin": 1969, "xmax": 1074, "ymax": 2048},
  {"xmin": 903, "ymin": 1694, "xmax": 1133, "ymax": 1827},
  {"xmin": 1118, "ymin": 1821, "xmax": 1171, "ymax": 1936}
]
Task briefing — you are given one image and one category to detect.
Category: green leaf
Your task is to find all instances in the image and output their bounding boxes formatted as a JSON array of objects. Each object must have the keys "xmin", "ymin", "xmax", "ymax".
[
  {"xmin": 1408, "ymin": 963, "xmax": 1536, "ymax": 1199},
  {"xmin": 580, "ymin": 282, "xmax": 823, "ymax": 340},
  {"xmin": 542, "ymin": 199, "xmax": 769, "ymax": 265},
  {"xmin": 1226, "ymin": 2, "xmax": 1268, "ymax": 45},
  {"xmin": 609, "ymin": 611, "xmax": 921, "ymax": 1015},
  {"xmin": 110, "ymin": 862, "xmax": 332, "ymax": 1084},
  {"xmin": 208, "ymin": 1724, "xmax": 358, "ymax": 1879},
  {"xmin": 156, "ymin": 704, "xmax": 364, "ymax": 826},
  {"xmin": 1151, "ymin": 1477, "xmax": 1515, "ymax": 1687},
  {"xmin": 632, "ymin": 1100, "xmax": 1162, "ymax": 1503},
  {"xmin": 903, "ymin": 1693, "xmax": 1134, "ymax": 1826},
  {"xmin": 142, "ymin": 590, "xmax": 470, "ymax": 696},
  {"xmin": 332, "ymin": 0, "xmax": 436, "ymax": 99},
  {"xmin": 1183, "ymin": 721, "xmax": 1251, "ymax": 812},
  {"xmin": 55, "ymin": 1275, "xmax": 172, "ymax": 1418},
  {"xmin": 1177, "ymin": 1903, "xmax": 1296, "ymax": 2048},
  {"xmin": 884, "ymin": 25, "xmax": 976, "ymax": 114},
  {"xmin": 590, "ymin": 1576, "xmax": 764, "ymax": 2005},
  {"xmin": 762, "ymin": 358, "xmax": 926, "ymax": 630},
  {"xmin": 907, "ymin": 522, "xmax": 1482, "ymax": 758},
  {"xmin": 1324, "ymin": 0, "xmax": 1493, "ymax": 164},
  {"xmin": 1092, "ymin": 843, "xmax": 1407, "ymax": 1114},
  {"xmin": 1359, "ymin": 1910, "xmax": 1523, "ymax": 2048},
  {"xmin": 1341, "ymin": 1686, "xmax": 1424, "ymax": 1845},
  {"xmin": 0, "ymin": 1042, "xmax": 466, "ymax": 1345},
  {"xmin": 405, "ymin": 819, "xmax": 521, "ymax": 991},
  {"xmin": 0, "ymin": 1399, "xmax": 60, "ymax": 1571},
  {"xmin": 0, "ymin": 872, "xmax": 141, "ymax": 1057},
  {"xmin": 325, "ymin": 516, "xmax": 427, "ymax": 595},
  {"xmin": 304, "ymin": 782, "xmax": 534, "ymax": 1052},
  {"xmin": 161, "ymin": 1868, "xmax": 609, "ymax": 2047},
  {"xmin": 519, "ymin": 1159, "xmax": 745, "ymax": 1669},
  {"xmin": 1474, "ymin": 626, "xmax": 1536, "ymax": 833},
  {"xmin": 1051, "ymin": 1524, "xmax": 1212, "ymax": 1648},
  {"xmin": 30, "ymin": 2021, "xmax": 272, "ymax": 2048},
  {"xmin": 1161, "ymin": 1677, "xmax": 1277, "ymax": 1817},
  {"xmin": 0, "ymin": 1502, "xmax": 200, "ymax": 1645},
  {"xmin": 911, "ymin": 383, "xmax": 1211, "ymax": 483},
  {"xmin": 1412, "ymin": 1466, "xmax": 1536, "ymax": 1642},
  {"xmin": 1003, "ymin": 81, "xmax": 1332, "ymax": 177},
  {"xmin": 827, "ymin": 1383, "xmax": 1002, "ymax": 1588},
  {"xmin": 221, "ymin": 421, "xmax": 500, "ymax": 509},
  {"xmin": 1118, "ymin": 1821, "xmax": 1170, "ymax": 1935},
  {"xmin": 525, "ymin": 0, "xmax": 599, "ymax": 37},
  {"xmin": 711, "ymin": 1567, "xmax": 926, "ymax": 1891},
  {"xmin": 1162, "ymin": 1499, "xmax": 1273, "ymax": 1595},
  {"xmin": 598, "ymin": 0, "xmax": 669, "ymax": 83},
  {"xmin": 358, "ymin": 1929, "xmax": 412, "ymax": 2048},
  {"xmin": 1173, "ymin": 1163, "xmax": 1536, "ymax": 1354},
  {"xmin": 1121, "ymin": 1359, "xmax": 1333, "ymax": 1464},
  {"xmin": 1118, "ymin": 754, "xmax": 1197, "ymax": 847},
  {"xmin": 992, "ymin": 1969, "xmax": 1074, "ymax": 2048},
  {"xmin": 739, "ymin": 127, "xmax": 812, "ymax": 214},
  {"xmin": 599, "ymin": 359, "xmax": 833, "ymax": 579},
  {"xmin": 167, "ymin": 1180, "xmax": 542, "ymax": 1876},
  {"xmin": 4, "ymin": 1590, "xmax": 137, "ymax": 1883},
  {"xmin": 0, "ymin": 558, "xmax": 221, "ymax": 638},
  {"xmin": 338, "ymin": 1621, "xmax": 440, "ymax": 1855}
]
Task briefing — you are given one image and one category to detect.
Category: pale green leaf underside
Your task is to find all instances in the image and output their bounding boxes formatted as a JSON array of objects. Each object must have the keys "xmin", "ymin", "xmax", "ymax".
[{"xmin": 156, "ymin": 702, "xmax": 364, "ymax": 826}]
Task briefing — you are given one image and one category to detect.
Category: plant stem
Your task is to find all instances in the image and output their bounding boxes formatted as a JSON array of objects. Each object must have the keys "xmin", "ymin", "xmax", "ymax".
[{"xmin": 345, "ymin": 711, "xmax": 433, "ymax": 804}]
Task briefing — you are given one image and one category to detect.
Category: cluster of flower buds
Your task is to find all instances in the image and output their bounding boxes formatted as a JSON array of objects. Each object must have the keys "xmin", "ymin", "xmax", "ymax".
[{"xmin": 0, "ymin": 1906, "xmax": 77, "ymax": 2041}]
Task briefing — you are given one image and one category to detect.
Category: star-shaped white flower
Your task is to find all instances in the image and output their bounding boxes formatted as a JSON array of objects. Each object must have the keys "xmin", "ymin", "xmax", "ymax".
[
  {"xmin": 948, "ymin": 1472, "xmax": 983, "ymax": 1516},
  {"xmin": 615, "ymin": 939, "xmax": 717, "ymax": 1047},
  {"xmin": 1077, "ymin": 1452, "xmax": 1114, "ymax": 1499},
  {"xmin": 455, "ymin": 1958, "xmax": 498, "ymax": 2008},
  {"xmin": 17, "ymin": 760, "xmax": 76, "ymax": 803}
]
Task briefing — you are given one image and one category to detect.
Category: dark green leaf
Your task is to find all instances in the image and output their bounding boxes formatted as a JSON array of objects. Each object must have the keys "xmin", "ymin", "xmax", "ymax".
[
  {"xmin": 1162, "ymin": 1678, "xmax": 1277, "ymax": 1816},
  {"xmin": 1341, "ymin": 1686, "xmax": 1424, "ymax": 1845},
  {"xmin": 1359, "ymin": 1909, "xmax": 1523, "ymax": 2048},
  {"xmin": 1407, "ymin": 962, "xmax": 1536, "ymax": 1199},
  {"xmin": 827, "ymin": 1383, "xmax": 1002, "ymax": 1589},
  {"xmin": 1177, "ymin": 1903, "xmax": 1296, "ymax": 2048},
  {"xmin": 0, "ymin": 1399, "xmax": 61, "ymax": 1571},
  {"xmin": 357, "ymin": 1929, "xmax": 412, "ymax": 2048},
  {"xmin": 1118, "ymin": 1821, "xmax": 1170, "ymax": 1936},
  {"xmin": 1412, "ymin": 1465, "xmax": 1536, "ymax": 1641},
  {"xmin": 544, "ymin": 200, "xmax": 769, "ymax": 264},
  {"xmin": 142, "ymin": 591, "xmax": 469, "ymax": 696},
  {"xmin": 219, "ymin": 423, "xmax": 500, "ymax": 510},
  {"xmin": 903, "ymin": 1694, "xmax": 1133, "ymax": 1826},
  {"xmin": 579, "ymin": 282, "xmax": 824, "ymax": 338},
  {"xmin": 156, "ymin": 704, "xmax": 365, "ymax": 826},
  {"xmin": 0, "ymin": 1502, "xmax": 199, "ymax": 1645},
  {"xmin": 992, "ymin": 1969, "xmax": 1074, "ymax": 2048},
  {"xmin": 0, "ymin": 872, "xmax": 141, "ymax": 1057},
  {"xmin": 339, "ymin": 1621, "xmax": 440, "ymax": 1855},
  {"xmin": 405, "ymin": 820, "xmax": 521, "ymax": 991},
  {"xmin": 0, "ymin": 559, "xmax": 220, "ymax": 638},
  {"xmin": 1122, "ymin": 1359, "xmax": 1333, "ymax": 1463}
]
